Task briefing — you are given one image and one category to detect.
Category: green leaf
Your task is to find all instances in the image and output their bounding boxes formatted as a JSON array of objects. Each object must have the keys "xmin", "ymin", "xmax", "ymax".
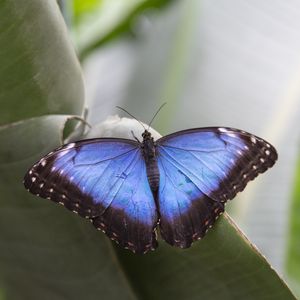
[
  {"xmin": 116, "ymin": 215, "xmax": 295, "ymax": 300},
  {"xmin": 0, "ymin": 0, "xmax": 84, "ymax": 125},
  {"xmin": 73, "ymin": 0, "xmax": 103, "ymax": 24},
  {"xmin": 78, "ymin": 0, "xmax": 174, "ymax": 60},
  {"xmin": 0, "ymin": 116, "xmax": 135, "ymax": 300},
  {"xmin": 286, "ymin": 154, "xmax": 300, "ymax": 297}
]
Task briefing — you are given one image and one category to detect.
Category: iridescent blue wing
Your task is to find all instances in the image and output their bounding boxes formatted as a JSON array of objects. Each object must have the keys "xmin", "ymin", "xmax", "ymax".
[
  {"xmin": 24, "ymin": 139, "xmax": 158, "ymax": 254},
  {"xmin": 156, "ymin": 127, "xmax": 277, "ymax": 248}
]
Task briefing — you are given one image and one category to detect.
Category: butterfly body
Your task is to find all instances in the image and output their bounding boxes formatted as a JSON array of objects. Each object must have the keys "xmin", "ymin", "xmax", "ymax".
[
  {"xmin": 24, "ymin": 126, "xmax": 277, "ymax": 254},
  {"xmin": 141, "ymin": 130, "xmax": 160, "ymax": 194}
]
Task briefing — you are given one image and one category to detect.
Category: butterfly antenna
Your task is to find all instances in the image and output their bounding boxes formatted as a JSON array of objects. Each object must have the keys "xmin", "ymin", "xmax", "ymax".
[
  {"xmin": 147, "ymin": 102, "xmax": 167, "ymax": 130},
  {"xmin": 116, "ymin": 106, "xmax": 146, "ymax": 130}
]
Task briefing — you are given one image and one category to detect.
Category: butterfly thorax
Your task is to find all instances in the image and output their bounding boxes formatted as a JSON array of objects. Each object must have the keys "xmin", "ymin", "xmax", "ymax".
[{"xmin": 141, "ymin": 130, "xmax": 160, "ymax": 195}]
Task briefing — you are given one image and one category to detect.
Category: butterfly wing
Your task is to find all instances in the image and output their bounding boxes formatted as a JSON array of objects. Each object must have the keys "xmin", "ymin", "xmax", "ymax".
[
  {"xmin": 24, "ymin": 139, "xmax": 158, "ymax": 254},
  {"xmin": 156, "ymin": 127, "xmax": 277, "ymax": 248}
]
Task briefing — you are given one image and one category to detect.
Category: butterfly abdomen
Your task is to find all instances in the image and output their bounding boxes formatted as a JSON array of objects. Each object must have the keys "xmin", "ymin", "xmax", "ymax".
[
  {"xmin": 146, "ymin": 157, "xmax": 160, "ymax": 193},
  {"xmin": 142, "ymin": 131, "xmax": 160, "ymax": 194}
]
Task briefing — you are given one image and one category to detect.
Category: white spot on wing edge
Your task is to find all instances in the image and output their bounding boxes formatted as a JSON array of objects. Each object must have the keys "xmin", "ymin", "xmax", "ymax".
[
  {"xmin": 65, "ymin": 143, "xmax": 75, "ymax": 150},
  {"xmin": 31, "ymin": 177, "xmax": 36, "ymax": 182},
  {"xmin": 250, "ymin": 136, "xmax": 257, "ymax": 144},
  {"xmin": 218, "ymin": 127, "xmax": 228, "ymax": 133}
]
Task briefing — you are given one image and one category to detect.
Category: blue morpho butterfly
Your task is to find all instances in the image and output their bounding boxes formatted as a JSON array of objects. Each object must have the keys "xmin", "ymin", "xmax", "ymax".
[{"xmin": 24, "ymin": 107, "xmax": 277, "ymax": 254}]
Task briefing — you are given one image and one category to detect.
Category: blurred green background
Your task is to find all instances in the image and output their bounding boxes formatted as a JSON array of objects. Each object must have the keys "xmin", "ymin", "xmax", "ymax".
[{"xmin": 0, "ymin": 0, "xmax": 300, "ymax": 299}]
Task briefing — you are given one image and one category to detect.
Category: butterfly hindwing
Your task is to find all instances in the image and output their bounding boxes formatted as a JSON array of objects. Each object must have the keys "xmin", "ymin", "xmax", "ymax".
[
  {"xmin": 156, "ymin": 127, "xmax": 277, "ymax": 247},
  {"xmin": 156, "ymin": 154, "xmax": 225, "ymax": 247},
  {"xmin": 24, "ymin": 139, "xmax": 158, "ymax": 254}
]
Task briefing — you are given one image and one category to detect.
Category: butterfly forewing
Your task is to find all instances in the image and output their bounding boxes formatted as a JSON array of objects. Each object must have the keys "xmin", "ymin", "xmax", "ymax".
[
  {"xmin": 24, "ymin": 138, "xmax": 158, "ymax": 254},
  {"xmin": 156, "ymin": 127, "xmax": 277, "ymax": 247}
]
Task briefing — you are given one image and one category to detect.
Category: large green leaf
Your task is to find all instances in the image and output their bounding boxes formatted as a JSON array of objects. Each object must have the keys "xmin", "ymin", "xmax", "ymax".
[
  {"xmin": 117, "ymin": 214, "xmax": 294, "ymax": 300},
  {"xmin": 0, "ymin": 116, "xmax": 134, "ymax": 300},
  {"xmin": 286, "ymin": 154, "xmax": 300, "ymax": 297},
  {"xmin": 0, "ymin": 0, "xmax": 84, "ymax": 125}
]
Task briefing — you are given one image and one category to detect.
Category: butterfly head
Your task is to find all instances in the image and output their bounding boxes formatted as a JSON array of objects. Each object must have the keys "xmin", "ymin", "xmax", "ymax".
[{"xmin": 142, "ymin": 130, "xmax": 153, "ymax": 141}]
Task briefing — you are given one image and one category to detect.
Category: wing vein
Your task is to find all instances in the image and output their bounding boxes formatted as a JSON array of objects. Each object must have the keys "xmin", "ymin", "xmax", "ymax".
[
  {"xmin": 159, "ymin": 156, "xmax": 196, "ymax": 239},
  {"xmin": 100, "ymin": 149, "xmax": 141, "ymax": 216},
  {"xmin": 158, "ymin": 146, "xmax": 218, "ymax": 201}
]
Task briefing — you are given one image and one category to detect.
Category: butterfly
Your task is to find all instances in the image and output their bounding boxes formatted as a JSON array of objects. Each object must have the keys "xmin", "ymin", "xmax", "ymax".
[{"xmin": 24, "ymin": 126, "xmax": 277, "ymax": 254}]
